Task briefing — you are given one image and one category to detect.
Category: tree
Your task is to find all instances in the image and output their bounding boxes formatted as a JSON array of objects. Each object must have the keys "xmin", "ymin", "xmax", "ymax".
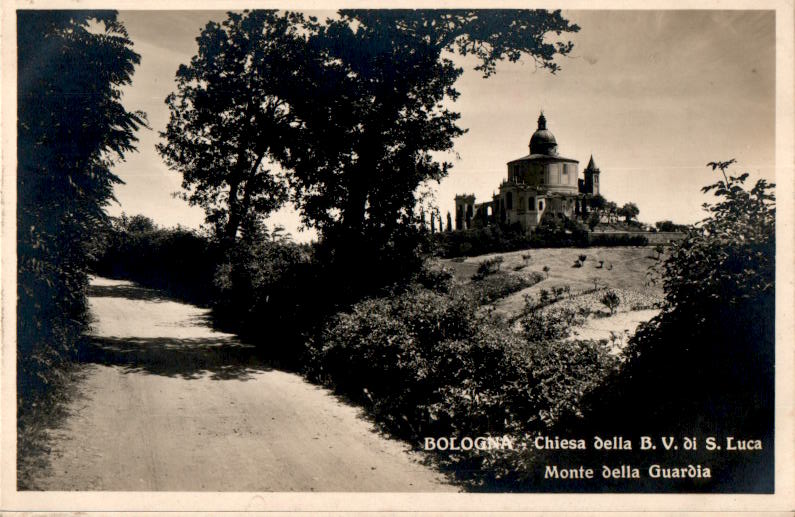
[
  {"xmin": 586, "ymin": 160, "xmax": 775, "ymax": 439},
  {"xmin": 17, "ymin": 11, "xmax": 144, "ymax": 410},
  {"xmin": 157, "ymin": 11, "xmax": 297, "ymax": 246},
  {"xmin": 587, "ymin": 211, "xmax": 601, "ymax": 231},
  {"xmin": 655, "ymin": 220, "xmax": 688, "ymax": 232},
  {"xmin": 123, "ymin": 214, "xmax": 158, "ymax": 233},
  {"xmin": 270, "ymin": 224, "xmax": 293, "ymax": 243},
  {"xmin": 605, "ymin": 201, "xmax": 618, "ymax": 223},
  {"xmin": 590, "ymin": 194, "xmax": 607, "ymax": 215},
  {"xmin": 600, "ymin": 290, "xmax": 620, "ymax": 315},
  {"xmin": 619, "ymin": 202, "xmax": 639, "ymax": 223}
]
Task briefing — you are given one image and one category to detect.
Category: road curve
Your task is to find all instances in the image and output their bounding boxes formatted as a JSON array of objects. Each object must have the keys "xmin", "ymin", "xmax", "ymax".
[{"xmin": 31, "ymin": 277, "xmax": 455, "ymax": 492}]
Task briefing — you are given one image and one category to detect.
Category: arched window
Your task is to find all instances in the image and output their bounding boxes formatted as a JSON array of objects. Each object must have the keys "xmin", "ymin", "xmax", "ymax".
[
  {"xmin": 506, "ymin": 192, "xmax": 513, "ymax": 210},
  {"xmin": 538, "ymin": 200, "xmax": 544, "ymax": 211},
  {"xmin": 529, "ymin": 197, "xmax": 534, "ymax": 210}
]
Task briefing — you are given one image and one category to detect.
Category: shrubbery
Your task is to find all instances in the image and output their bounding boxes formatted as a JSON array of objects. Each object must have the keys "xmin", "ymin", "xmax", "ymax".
[
  {"xmin": 92, "ymin": 215, "xmax": 221, "ymax": 305},
  {"xmin": 307, "ymin": 285, "xmax": 617, "ymax": 446},
  {"xmin": 434, "ymin": 215, "xmax": 651, "ymax": 258},
  {"xmin": 654, "ymin": 220, "xmax": 690, "ymax": 232},
  {"xmin": 472, "ymin": 256, "xmax": 504, "ymax": 280},
  {"xmin": 576, "ymin": 165, "xmax": 775, "ymax": 491},
  {"xmin": 587, "ymin": 233, "xmax": 649, "ymax": 246},
  {"xmin": 466, "ymin": 271, "xmax": 543, "ymax": 305},
  {"xmin": 303, "ymin": 281, "xmax": 618, "ymax": 490}
]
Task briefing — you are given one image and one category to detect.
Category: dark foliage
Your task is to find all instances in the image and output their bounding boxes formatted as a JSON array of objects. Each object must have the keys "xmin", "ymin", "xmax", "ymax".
[
  {"xmin": 306, "ymin": 285, "xmax": 616, "ymax": 447},
  {"xmin": 433, "ymin": 214, "xmax": 653, "ymax": 257},
  {"xmin": 92, "ymin": 215, "xmax": 221, "ymax": 305},
  {"xmin": 573, "ymin": 162, "xmax": 775, "ymax": 491},
  {"xmin": 519, "ymin": 306, "xmax": 579, "ymax": 342},
  {"xmin": 157, "ymin": 11, "xmax": 296, "ymax": 245},
  {"xmin": 600, "ymin": 290, "xmax": 620, "ymax": 315},
  {"xmin": 472, "ymin": 256, "xmax": 503, "ymax": 280},
  {"xmin": 466, "ymin": 271, "xmax": 543, "ymax": 305},
  {"xmin": 587, "ymin": 233, "xmax": 649, "ymax": 246},
  {"xmin": 654, "ymin": 220, "xmax": 690, "ymax": 232},
  {"xmin": 17, "ymin": 10, "xmax": 144, "ymax": 414}
]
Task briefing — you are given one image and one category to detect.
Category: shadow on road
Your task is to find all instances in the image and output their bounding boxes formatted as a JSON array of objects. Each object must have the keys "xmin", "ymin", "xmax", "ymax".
[
  {"xmin": 88, "ymin": 282, "xmax": 176, "ymax": 303},
  {"xmin": 80, "ymin": 336, "xmax": 273, "ymax": 381}
]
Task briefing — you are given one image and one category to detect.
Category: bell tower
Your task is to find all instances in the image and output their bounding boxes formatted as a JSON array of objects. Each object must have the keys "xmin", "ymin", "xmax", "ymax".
[{"xmin": 584, "ymin": 155, "xmax": 601, "ymax": 196}]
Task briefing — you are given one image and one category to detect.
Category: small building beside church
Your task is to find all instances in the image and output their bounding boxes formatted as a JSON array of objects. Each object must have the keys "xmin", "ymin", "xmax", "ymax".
[{"xmin": 455, "ymin": 112, "xmax": 602, "ymax": 233}]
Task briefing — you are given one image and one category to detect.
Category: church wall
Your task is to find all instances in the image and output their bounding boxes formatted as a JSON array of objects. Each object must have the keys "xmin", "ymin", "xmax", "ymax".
[{"xmin": 544, "ymin": 162, "xmax": 579, "ymax": 194}]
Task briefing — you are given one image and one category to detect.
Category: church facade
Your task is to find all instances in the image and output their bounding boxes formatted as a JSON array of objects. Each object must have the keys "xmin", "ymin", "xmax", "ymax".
[{"xmin": 455, "ymin": 112, "xmax": 601, "ymax": 233}]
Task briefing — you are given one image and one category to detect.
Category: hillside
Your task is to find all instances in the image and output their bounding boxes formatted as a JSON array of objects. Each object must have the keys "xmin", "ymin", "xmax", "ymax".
[{"xmin": 438, "ymin": 246, "xmax": 665, "ymax": 345}]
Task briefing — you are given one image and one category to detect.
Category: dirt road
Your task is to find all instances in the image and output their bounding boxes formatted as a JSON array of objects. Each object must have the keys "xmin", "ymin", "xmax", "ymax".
[{"xmin": 31, "ymin": 277, "xmax": 455, "ymax": 491}]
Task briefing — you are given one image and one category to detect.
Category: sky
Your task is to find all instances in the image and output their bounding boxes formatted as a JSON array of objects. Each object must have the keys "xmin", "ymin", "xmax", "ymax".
[{"xmin": 111, "ymin": 10, "xmax": 775, "ymax": 242}]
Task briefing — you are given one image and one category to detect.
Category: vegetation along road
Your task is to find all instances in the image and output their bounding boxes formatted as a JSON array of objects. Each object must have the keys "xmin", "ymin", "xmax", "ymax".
[{"xmin": 29, "ymin": 277, "xmax": 455, "ymax": 491}]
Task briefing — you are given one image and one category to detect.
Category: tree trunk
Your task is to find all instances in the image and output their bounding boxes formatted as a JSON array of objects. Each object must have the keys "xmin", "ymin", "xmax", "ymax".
[{"xmin": 223, "ymin": 180, "xmax": 242, "ymax": 247}]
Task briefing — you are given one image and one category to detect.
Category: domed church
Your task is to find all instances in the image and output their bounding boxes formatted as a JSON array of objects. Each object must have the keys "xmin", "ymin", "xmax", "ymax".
[{"xmin": 455, "ymin": 111, "xmax": 602, "ymax": 233}]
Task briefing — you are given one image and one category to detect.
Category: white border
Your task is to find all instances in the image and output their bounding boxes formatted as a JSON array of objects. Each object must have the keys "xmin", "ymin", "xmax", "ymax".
[{"xmin": 2, "ymin": 0, "xmax": 793, "ymax": 512}]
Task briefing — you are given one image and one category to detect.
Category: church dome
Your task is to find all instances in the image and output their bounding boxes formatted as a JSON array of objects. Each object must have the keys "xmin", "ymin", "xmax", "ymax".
[{"xmin": 529, "ymin": 112, "xmax": 558, "ymax": 155}]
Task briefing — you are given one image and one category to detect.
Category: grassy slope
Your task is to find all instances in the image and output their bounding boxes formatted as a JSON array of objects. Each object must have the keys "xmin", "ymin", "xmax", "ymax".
[{"xmin": 439, "ymin": 246, "xmax": 665, "ymax": 318}]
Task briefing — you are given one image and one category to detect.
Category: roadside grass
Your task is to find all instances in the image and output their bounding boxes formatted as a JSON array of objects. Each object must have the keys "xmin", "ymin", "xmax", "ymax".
[{"xmin": 17, "ymin": 364, "xmax": 89, "ymax": 490}]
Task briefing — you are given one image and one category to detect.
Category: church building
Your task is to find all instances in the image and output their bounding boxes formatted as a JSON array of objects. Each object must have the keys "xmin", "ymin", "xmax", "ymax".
[{"xmin": 455, "ymin": 112, "xmax": 601, "ymax": 233}]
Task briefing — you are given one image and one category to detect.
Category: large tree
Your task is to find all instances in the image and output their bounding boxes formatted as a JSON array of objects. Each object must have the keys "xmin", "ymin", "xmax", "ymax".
[
  {"xmin": 17, "ymin": 11, "xmax": 144, "ymax": 409},
  {"xmin": 157, "ymin": 11, "xmax": 303, "ymax": 244}
]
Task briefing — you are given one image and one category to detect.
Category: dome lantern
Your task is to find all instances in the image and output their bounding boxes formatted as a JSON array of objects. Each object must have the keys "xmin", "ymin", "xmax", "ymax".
[{"xmin": 529, "ymin": 111, "xmax": 558, "ymax": 156}]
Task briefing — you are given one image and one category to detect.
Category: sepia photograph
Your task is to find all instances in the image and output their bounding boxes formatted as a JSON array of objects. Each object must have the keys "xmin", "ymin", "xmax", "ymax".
[{"xmin": 2, "ymin": 1, "xmax": 794, "ymax": 513}]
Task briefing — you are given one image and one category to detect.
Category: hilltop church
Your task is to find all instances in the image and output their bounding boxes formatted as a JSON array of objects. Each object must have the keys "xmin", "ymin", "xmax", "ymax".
[{"xmin": 455, "ymin": 112, "xmax": 602, "ymax": 233}]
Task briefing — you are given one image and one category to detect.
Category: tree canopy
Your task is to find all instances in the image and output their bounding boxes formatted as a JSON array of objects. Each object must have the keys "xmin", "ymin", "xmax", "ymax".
[
  {"xmin": 157, "ymin": 11, "xmax": 300, "ymax": 244},
  {"xmin": 619, "ymin": 202, "xmax": 639, "ymax": 222},
  {"xmin": 160, "ymin": 9, "xmax": 580, "ymax": 274}
]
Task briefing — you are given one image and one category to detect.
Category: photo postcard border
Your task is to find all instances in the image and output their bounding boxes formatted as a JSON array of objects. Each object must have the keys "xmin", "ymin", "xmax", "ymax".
[{"xmin": 1, "ymin": 0, "xmax": 793, "ymax": 512}]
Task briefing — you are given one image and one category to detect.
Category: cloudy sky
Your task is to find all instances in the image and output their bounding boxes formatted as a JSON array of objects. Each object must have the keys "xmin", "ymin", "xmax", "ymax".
[{"xmin": 112, "ymin": 10, "xmax": 775, "ymax": 241}]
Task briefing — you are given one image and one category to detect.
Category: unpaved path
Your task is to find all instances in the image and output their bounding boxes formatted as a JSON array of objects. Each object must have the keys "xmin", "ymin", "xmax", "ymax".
[
  {"xmin": 568, "ymin": 309, "xmax": 660, "ymax": 351},
  {"xmin": 32, "ymin": 277, "xmax": 455, "ymax": 491}
]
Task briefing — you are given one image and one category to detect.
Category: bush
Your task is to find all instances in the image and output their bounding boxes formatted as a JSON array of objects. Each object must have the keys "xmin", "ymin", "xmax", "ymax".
[
  {"xmin": 433, "ymin": 216, "xmax": 593, "ymax": 259},
  {"xmin": 93, "ymin": 215, "xmax": 221, "ymax": 305},
  {"xmin": 654, "ymin": 220, "xmax": 690, "ymax": 232},
  {"xmin": 307, "ymin": 285, "xmax": 617, "ymax": 444},
  {"xmin": 600, "ymin": 290, "xmax": 620, "ymax": 314},
  {"xmin": 472, "ymin": 256, "xmax": 504, "ymax": 280},
  {"xmin": 519, "ymin": 306, "xmax": 578, "ymax": 342},
  {"xmin": 466, "ymin": 271, "xmax": 542, "ymax": 305},
  {"xmin": 585, "ymin": 164, "xmax": 775, "ymax": 437}
]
